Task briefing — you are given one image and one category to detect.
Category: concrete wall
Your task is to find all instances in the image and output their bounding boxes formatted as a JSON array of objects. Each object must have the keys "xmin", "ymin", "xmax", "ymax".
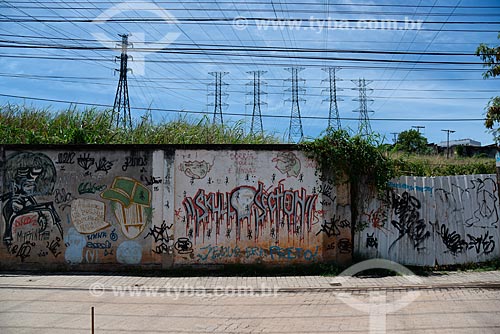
[
  {"xmin": 171, "ymin": 149, "xmax": 351, "ymax": 266},
  {"xmin": 0, "ymin": 148, "xmax": 158, "ymax": 270},
  {"xmin": 1, "ymin": 145, "xmax": 497, "ymax": 270},
  {"xmin": 0, "ymin": 146, "xmax": 351, "ymax": 270},
  {"xmin": 355, "ymin": 174, "xmax": 500, "ymax": 266}
]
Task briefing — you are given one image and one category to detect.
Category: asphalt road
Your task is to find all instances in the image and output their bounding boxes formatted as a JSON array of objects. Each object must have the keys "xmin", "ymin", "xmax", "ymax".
[{"xmin": 1, "ymin": 284, "xmax": 500, "ymax": 333}]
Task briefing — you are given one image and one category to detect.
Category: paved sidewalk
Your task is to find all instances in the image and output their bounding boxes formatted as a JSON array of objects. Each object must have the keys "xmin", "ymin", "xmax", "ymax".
[
  {"xmin": 2, "ymin": 270, "xmax": 500, "ymax": 333},
  {"xmin": 1, "ymin": 270, "xmax": 500, "ymax": 292}
]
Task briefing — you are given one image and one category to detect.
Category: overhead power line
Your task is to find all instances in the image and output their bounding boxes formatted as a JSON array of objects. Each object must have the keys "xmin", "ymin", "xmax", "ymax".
[
  {"xmin": 0, "ymin": 92, "xmax": 490, "ymax": 122},
  {"xmin": 1, "ymin": 16, "xmax": 499, "ymax": 28},
  {"xmin": 0, "ymin": 53, "xmax": 488, "ymax": 72},
  {"xmin": 0, "ymin": 50, "xmax": 486, "ymax": 66},
  {"xmin": 3, "ymin": 71, "xmax": 494, "ymax": 99},
  {"xmin": 2, "ymin": 32, "xmax": 498, "ymax": 46},
  {"xmin": 4, "ymin": 2, "xmax": 500, "ymax": 13},
  {"xmin": 1, "ymin": 39, "xmax": 494, "ymax": 57},
  {"xmin": 1, "ymin": 0, "xmax": 498, "ymax": 137},
  {"xmin": 4, "ymin": 1, "xmax": 500, "ymax": 10},
  {"xmin": 0, "ymin": 72, "xmax": 494, "ymax": 84}
]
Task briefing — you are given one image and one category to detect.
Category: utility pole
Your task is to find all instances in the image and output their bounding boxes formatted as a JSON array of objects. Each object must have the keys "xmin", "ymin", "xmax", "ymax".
[
  {"xmin": 247, "ymin": 70, "xmax": 267, "ymax": 136},
  {"xmin": 391, "ymin": 132, "xmax": 399, "ymax": 144},
  {"xmin": 208, "ymin": 72, "xmax": 229, "ymax": 126},
  {"xmin": 285, "ymin": 67, "xmax": 306, "ymax": 143},
  {"xmin": 322, "ymin": 67, "xmax": 343, "ymax": 131},
  {"xmin": 441, "ymin": 129, "xmax": 456, "ymax": 159},
  {"xmin": 352, "ymin": 78, "xmax": 374, "ymax": 137},
  {"xmin": 412, "ymin": 125, "xmax": 425, "ymax": 133},
  {"xmin": 113, "ymin": 34, "xmax": 132, "ymax": 130}
]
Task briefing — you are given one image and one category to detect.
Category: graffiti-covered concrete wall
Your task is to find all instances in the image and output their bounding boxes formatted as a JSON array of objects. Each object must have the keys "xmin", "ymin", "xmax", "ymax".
[
  {"xmin": 172, "ymin": 150, "xmax": 351, "ymax": 265},
  {"xmin": 1, "ymin": 145, "xmax": 498, "ymax": 270},
  {"xmin": 355, "ymin": 175, "xmax": 500, "ymax": 266},
  {"xmin": 0, "ymin": 148, "xmax": 159, "ymax": 270},
  {"xmin": 0, "ymin": 145, "xmax": 351, "ymax": 270}
]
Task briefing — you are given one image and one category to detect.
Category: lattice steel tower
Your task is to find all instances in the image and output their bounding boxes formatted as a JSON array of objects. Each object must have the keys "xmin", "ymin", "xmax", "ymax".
[
  {"xmin": 247, "ymin": 70, "xmax": 267, "ymax": 135},
  {"xmin": 352, "ymin": 78, "xmax": 374, "ymax": 137},
  {"xmin": 208, "ymin": 72, "xmax": 229, "ymax": 126},
  {"xmin": 322, "ymin": 67, "xmax": 343, "ymax": 131},
  {"xmin": 285, "ymin": 67, "xmax": 306, "ymax": 143},
  {"xmin": 113, "ymin": 34, "xmax": 132, "ymax": 130}
]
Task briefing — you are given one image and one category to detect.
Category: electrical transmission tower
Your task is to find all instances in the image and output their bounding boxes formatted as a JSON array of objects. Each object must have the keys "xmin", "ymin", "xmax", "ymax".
[
  {"xmin": 285, "ymin": 67, "xmax": 306, "ymax": 143},
  {"xmin": 113, "ymin": 34, "xmax": 132, "ymax": 130},
  {"xmin": 208, "ymin": 72, "xmax": 229, "ymax": 126},
  {"xmin": 352, "ymin": 78, "xmax": 374, "ymax": 137},
  {"xmin": 322, "ymin": 67, "xmax": 343, "ymax": 131},
  {"xmin": 247, "ymin": 71, "xmax": 267, "ymax": 135}
]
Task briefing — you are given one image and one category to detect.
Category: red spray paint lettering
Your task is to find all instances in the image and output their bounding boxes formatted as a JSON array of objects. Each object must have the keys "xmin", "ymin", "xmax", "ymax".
[{"xmin": 182, "ymin": 182, "xmax": 317, "ymax": 242}]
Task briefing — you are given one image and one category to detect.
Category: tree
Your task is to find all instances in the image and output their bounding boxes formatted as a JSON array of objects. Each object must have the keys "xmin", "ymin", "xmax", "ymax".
[
  {"xmin": 394, "ymin": 129, "xmax": 429, "ymax": 154},
  {"xmin": 476, "ymin": 33, "xmax": 500, "ymax": 143}
]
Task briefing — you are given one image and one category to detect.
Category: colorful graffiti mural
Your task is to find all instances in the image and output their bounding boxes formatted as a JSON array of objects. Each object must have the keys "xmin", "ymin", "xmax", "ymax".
[
  {"xmin": 101, "ymin": 177, "xmax": 152, "ymax": 239},
  {"xmin": 0, "ymin": 150, "xmax": 155, "ymax": 267},
  {"xmin": 10, "ymin": 147, "xmax": 496, "ymax": 269},
  {"xmin": 0, "ymin": 148, "xmax": 350, "ymax": 269},
  {"xmin": 1, "ymin": 152, "xmax": 62, "ymax": 262},
  {"xmin": 173, "ymin": 150, "xmax": 347, "ymax": 265}
]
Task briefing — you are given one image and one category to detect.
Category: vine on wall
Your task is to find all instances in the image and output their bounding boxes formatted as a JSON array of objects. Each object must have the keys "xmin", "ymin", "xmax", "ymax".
[{"xmin": 303, "ymin": 129, "xmax": 395, "ymax": 193}]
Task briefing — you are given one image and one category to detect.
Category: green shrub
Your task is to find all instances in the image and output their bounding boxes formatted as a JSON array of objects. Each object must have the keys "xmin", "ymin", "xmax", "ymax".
[{"xmin": 303, "ymin": 129, "xmax": 395, "ymax": 192}]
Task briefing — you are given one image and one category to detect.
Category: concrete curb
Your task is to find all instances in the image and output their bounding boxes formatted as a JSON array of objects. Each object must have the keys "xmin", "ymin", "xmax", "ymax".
[{"xmin": 2, "ymin": 281, "xmax": 500, "ymax": 294}]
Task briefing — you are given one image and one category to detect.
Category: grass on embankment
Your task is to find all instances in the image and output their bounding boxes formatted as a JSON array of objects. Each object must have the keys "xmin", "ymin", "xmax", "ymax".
[
  {"xmin": 0, "ymin": 104, "xmax": 281, "ymax": 145},
  {"xmin": 389, "ymin": 152, "xmax": 496, "ymax": 177}
]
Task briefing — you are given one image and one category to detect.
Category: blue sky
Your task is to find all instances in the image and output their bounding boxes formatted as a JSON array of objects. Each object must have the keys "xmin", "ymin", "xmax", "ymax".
[{"xmin": 0, "ymin": 0, "xmax": 499, "ymax": 145}]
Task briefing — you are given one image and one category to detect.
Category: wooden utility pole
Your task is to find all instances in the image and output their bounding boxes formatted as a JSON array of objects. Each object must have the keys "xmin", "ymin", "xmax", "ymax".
[{"xmin": 441, "ymin": 129, "xmax": 455, "ymax": 159}]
